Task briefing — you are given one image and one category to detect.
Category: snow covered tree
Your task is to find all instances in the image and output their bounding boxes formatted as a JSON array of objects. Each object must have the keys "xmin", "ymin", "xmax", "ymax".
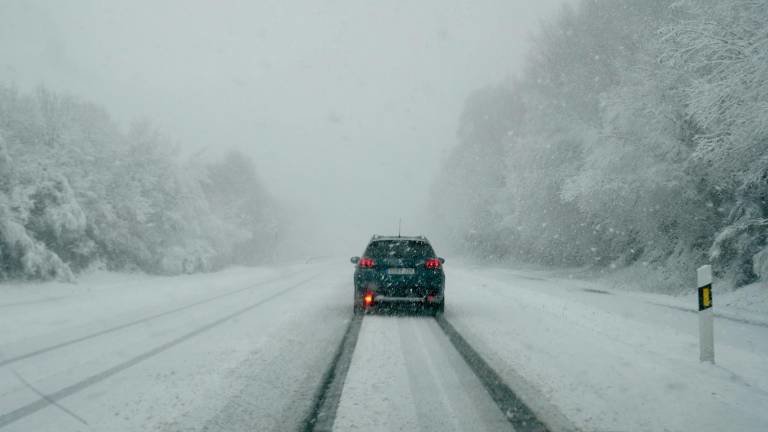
[
  {"xmin": 0, "ymin": 85, "xmax": 281, "ymax": 281},
  {"xmin": 431, "ymin": 0, "xmax": 768, "ymax": 289},
  {"xmin": 200, "ymin": 150, "xmax": 279, "ymax": 266},
  {"xmin": 661, "ymin": 0, "xmax": 768, "ymax": 285},
  {"xmin": 0, "ymin": 129, "xmax": 74, "ymax": 280},
  {"xmin": 430, "ymin": 86, "xmax": 523, "ymax": 257}
]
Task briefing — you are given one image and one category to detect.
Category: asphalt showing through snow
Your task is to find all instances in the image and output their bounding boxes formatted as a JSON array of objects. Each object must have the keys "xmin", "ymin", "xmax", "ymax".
[
  {"xmin": 301, "ymin": 315, "xmax": 363, "ymax": 432},
  {"xmin": 304, "ymin": 311, "xmax": 552, "ymax": 432},
  {"xmin": 435, "ymin": 314, "xmax": 549, "ymax": 432},
  {"xmin": 0, "ymin": 268, "xmax": 561, "ymax": 432}
]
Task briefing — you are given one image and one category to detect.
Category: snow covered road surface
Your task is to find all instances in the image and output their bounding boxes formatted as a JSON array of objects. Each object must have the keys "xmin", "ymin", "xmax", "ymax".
[
  {"xmin": 444, "ymin": 264, "xmax": 768, "ymax": 432},
  {"xmin": 0, "ymin": 262, "xmax": 350, "ymax": 431},
  {"xmin": 1, "ymin": 259, "xmax": 766, "ymax": 432},
  {"xmin": 333, "ymin": 316, "xmax": 511, "ymax": 432}
]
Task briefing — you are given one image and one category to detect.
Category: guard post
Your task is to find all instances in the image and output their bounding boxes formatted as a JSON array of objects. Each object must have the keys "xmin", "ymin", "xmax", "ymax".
[{"xmin": 697, "ymin": 265, "xmax": 714, "ymax": 363}]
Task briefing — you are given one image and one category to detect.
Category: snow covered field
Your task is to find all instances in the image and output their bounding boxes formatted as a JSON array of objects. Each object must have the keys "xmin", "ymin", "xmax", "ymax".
[{"xmin": 1, "ymin": 259, "xmax": 766, "ymax": 431}]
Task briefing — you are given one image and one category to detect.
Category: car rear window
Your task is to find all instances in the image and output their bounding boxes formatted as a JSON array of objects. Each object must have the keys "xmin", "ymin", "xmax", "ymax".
[{"xmin": 364, "ymin": 240, "xmax": 435, "ymax": 259}]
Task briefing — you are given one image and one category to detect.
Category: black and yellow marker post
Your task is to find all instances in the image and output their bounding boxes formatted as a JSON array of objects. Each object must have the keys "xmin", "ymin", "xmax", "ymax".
[
  {"xmin": 698, "ymin": 283, "xmax": 712, "ymax": 311},
  {"xmin": 697, "ymin": 265, "xmax": 715, "ymax": 363}
]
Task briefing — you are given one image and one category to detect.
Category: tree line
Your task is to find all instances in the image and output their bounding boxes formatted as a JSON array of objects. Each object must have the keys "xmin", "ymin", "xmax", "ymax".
[
  {"xmin": 0, "ymin": 85, "xmax": 280, "ymax": 280},
  {"xmin": 431, "ymin": 0, "xmax": 768, "ymax": 290}
]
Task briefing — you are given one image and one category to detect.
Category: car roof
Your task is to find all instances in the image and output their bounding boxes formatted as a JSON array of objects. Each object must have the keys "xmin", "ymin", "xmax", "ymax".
[{"xmin": 368, "ymin": 235, "xmax": 430, "ymax": 243}]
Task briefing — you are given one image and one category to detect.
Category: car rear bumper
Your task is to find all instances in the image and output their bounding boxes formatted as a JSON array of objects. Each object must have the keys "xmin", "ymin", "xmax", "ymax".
[
  {"xmin": 353, "ymin": 291, "xmax": 444, "ymax": 309},
  {"xmin": 374, "ymin": 294, "xmax": 444, "ymax": 303},
  {"xmin": 354, "ymin": 270, "xmax": 445, "ymax": 294}
]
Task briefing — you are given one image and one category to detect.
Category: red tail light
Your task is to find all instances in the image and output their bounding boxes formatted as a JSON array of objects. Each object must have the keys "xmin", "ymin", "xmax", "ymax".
[
  {"xmin": 358, "ymin": 257, "xmax": 375, "ymax": 268},
  {"xmin": 425, "ymin": 258, "xmax": 441, "ymax": 269}
]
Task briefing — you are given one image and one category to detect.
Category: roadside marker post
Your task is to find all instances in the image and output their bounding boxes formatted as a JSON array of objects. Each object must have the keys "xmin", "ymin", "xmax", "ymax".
[{"xmin": 697, "ymin": 265, "xmax": 715, "ymax": 363}]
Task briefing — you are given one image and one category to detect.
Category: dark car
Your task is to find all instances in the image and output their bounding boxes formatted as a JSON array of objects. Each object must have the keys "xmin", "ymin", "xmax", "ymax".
[{"xmin": 350, "ymin": 235, "xmax": 445, "ymax": 315}]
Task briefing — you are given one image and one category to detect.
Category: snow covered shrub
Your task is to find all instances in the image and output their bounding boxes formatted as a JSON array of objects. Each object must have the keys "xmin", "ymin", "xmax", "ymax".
[
  {"xmin": 0, "ymin": 131, "xmax": 10, "ymax": 190},
  {"xmin": 158, "ymin": 241, "xmax": 216, "ymax": 275},
  {"xmin": 25, "ymin": 175, "xmax": 92, "ymax": 269},
  {"xmin": 0, "ymin": 201, "xmax": 74, "ymax": 281},
  {"xmin": 0, "ymin": 131, "xmax": 69, "ymax": 280},
  {"xmin": 710, "ymin": 170, "xmax": 768, "ymax": 286},
  {"xmin": 752, "ymin": 247, "xmax": 768, "ymax": 283},
  {"xmin": 8, "ymin": 226, "xmax": 73, "ymax": 280}
]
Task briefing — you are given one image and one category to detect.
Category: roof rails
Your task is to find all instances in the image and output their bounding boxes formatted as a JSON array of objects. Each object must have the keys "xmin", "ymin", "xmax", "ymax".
[{"xmin": 369, "ymin": 234, "xmax": 427, "ymax": 240}]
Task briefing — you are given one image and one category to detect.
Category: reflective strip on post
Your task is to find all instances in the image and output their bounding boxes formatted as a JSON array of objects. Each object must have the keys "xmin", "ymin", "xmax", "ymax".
[
  {"xmin": 697, "ymin": 265, "xmax": 715, "ymax": 363},
  {"xmin": 698, "ymin": 284, "xmax": 712, "ymax": 310}
]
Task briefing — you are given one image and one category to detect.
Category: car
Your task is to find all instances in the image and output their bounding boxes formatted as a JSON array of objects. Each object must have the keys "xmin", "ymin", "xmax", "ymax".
[{"xmin": 350, "ymin": 235, "xmax": 445, "ymax": 315}]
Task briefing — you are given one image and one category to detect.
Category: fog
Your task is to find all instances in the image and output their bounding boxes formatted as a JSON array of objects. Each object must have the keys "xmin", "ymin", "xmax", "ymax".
[
  {"xmin": 1, "ymin": 3, "xmax": 767, "ymax": 431},
  {"xmin": 0, "ymin": 0, "xmax": 566, "ymax": 255}
]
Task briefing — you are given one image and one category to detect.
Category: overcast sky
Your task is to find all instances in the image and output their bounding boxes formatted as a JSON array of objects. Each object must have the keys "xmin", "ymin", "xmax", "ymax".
[{"xmin": 0, "ymin": 0, "xmax": 567, "ymax": 254}]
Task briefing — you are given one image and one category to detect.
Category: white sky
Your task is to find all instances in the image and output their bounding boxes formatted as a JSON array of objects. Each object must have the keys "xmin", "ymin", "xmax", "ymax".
[{"xmin": 0, "ymin": 0, "xmax": 568, "ymax": 254}]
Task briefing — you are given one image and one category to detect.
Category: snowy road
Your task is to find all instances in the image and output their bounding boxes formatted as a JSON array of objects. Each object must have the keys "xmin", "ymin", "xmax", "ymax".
[
  {"xmin": 1, "ymin": 259, "xmax": 767, "ymax": 431},
  {"xmin": 333, "ymin": 316, "xmax": 510, "ymax": 432},
  {"xmin": 0, "ymin": 263, "xmax": 351, "ymax": 431},
  {"xmin": 444, "ymin": 263, "xmax": 768, "ymax": 432}
]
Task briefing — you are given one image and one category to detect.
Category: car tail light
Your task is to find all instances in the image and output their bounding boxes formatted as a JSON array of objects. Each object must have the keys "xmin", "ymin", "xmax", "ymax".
[
  {"xmin": 425, "ymin": 258, "xmax": 441, "ymax": 269},
  {"xmin": 358, "ymin": 257, "xmax": 375, "ymax": 268},
  {"xmin": 363, "ymin": 292, "xmax": 374, "ymax": 306}
]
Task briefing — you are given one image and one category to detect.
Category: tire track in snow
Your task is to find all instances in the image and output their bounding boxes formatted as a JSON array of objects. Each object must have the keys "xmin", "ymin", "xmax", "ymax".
[
  {"xmin": 435, "ymin": 314, "xmax": 557, "ymax": 432},
  {"xmin": 0, "ymin": 297, "xmax": 68, "ymax": 309},
  {"xmin": 0, "ymin": 274, "xmax": 321, "ymax": 429},
  {"xmin": 301, "ymin": 314, "xmax": 362, "ymax": 432},
  {"xmin": 0, "ymin": 269, "xmax": 311, "ymax": 367}
]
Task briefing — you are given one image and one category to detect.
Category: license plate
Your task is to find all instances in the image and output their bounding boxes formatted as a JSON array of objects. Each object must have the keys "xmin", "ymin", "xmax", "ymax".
[{"xmin": 388, "ymin": 268, "xmax": 415, "ymax": 275}]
